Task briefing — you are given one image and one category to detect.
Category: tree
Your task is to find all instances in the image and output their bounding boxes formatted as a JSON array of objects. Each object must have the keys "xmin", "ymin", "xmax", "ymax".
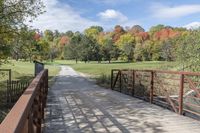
[
  {"xmin": 112, "ymin": 25, "xmax": 125, "ymax": 42},
  {"xmin": 176, "ymin": 30, "xmax": 200, "ymax": 71},
  {"xmin": 84, "ymin": 26, "xmax": 103, "ymax": 41},
  {"xmin": 65, "ymin": 30, "xmax": 74, "ymax": 38},
  {"xmin": 135, "ymin": 32, "xmax": 149, "ymax": 43},
  {"xmin": 149, "ymin": 24, "xmax": 165, "ymax": 36},
  {"xmin": 154, "ymin": 28, "xmax": 179, "ymax": 41},
  {"xmin": 65, "ymin": 32, "xmax": 82, "ymax": 63},
  {"xmin": 77, "ymin": 35, "xmax": 101, "ymax": 63},
  {"xmin": 134, "ymin": 43, "xmax": 143, "ymax": 61},
  {"xmin": 161, "ymin": 39, "xmax": 175, "ymax": 61},
  {"xmin": 54, "ymin": 30, "xmax": 60, "ymax": 38},
  {"xmin": 116, "ymin": 33, "xmax": 135, "ymax": 62},
  {"xmin": 142, "ymin": 40, "xmax": 153, "ymax": 61},
  {"xmin": 0, "ymin": 0, "xmax": 44, "ymax": 35},
  {"xmin": 98, "ymin": 34, "xmax": 119, "ymax": 63},
  {"xmin": 0, "ymin": 0, "xmax": 44, "ymax": 64},
  {"xmin": 17, "ymin": 27, "xmax": 38, "ymax": 62},
  {"xmin": 37, "ymin": 38, "xmax": 50, "ymax": 61},
  {"xmin": 44, "ymin": 30, "xmax": 54, "ymax": 42},
  {"xmin": 151, "ymin": 41, "xmax": 162, "ymax": 61},
  {"xmin": 90, "ymin": 26, "xmax": 103, "ymax": 32},
  {"xmin": 44, "ymin": 30, "xmax": 56, "ymax": 62},
  {"xmin": 129, "ymin": 25, "xmax": 145, "ymax": 34}
]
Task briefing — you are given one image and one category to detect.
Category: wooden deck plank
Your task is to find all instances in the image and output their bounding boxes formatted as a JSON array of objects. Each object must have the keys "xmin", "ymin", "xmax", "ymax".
[{"xmin": 43, "ymin": 66, "xmax": 200, "ymax": 133}]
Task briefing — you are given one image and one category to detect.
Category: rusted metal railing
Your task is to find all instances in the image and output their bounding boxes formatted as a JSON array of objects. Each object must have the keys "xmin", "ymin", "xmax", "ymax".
[
  {"xmin": 0, "ymin": 69, "xmax": 48, "ymax": 133},
  {"xmin": 111, "ymin": 69, "xmax": 200, "ymax": 118}
]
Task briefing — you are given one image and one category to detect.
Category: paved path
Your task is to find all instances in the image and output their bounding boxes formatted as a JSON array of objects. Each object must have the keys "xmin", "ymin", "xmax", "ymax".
[{"xmin": 44, "ymin": 66, "xmax": 200, "ymax": 133}]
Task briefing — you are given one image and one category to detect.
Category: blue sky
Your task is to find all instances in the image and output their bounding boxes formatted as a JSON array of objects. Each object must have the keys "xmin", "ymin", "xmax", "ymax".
[{"xmin": 29, "ymin": 0, "xmax": 200, "ymax": 32}]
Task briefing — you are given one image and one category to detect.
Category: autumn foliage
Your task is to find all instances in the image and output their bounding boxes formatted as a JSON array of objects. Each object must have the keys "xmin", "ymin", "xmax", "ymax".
[
  {"xmin": 59, "ymin": 36, "xmax": 69, "ymax": 46},
  {"xmin": 154, "ymin": 28, "xmax": 180, "ymax": 41},
  {"xmin": 13, "ymin": 24, "xmax": 191, "ymax": 63}
]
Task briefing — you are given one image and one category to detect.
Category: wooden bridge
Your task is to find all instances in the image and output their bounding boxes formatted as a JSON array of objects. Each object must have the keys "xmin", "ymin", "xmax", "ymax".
[{"xmin": 0, "ymin": 66, "xmax": 200, "ymax": 133}]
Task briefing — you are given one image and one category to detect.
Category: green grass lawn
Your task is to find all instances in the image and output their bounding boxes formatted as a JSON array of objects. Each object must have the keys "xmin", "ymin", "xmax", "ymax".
[
  {"xmin": 45, "ymin": 60, "xmax": 178, "ymax": 76},
  {"xmin": 0, "ymin": 60, "xmax": 178, "ymax": 80},
  {"xmin": 0, "ymin": 60, "xmax": 60, "ymax": 80},
  {"xmin": 66, "ymin": 61, "xmax": 178, "ymax": 76},
  {"xmin": 0, "ymin": 60, "xmax": 60, "ymax": 91}
]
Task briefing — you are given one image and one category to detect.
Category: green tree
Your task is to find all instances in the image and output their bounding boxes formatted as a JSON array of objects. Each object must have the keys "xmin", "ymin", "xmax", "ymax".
[
  {"xmin": 37, "ymin": 38, "xmax": 50, "ymax": 61},
  {"xmin": 116, "ymin": 33, "xmax": 135, "ymax": 62},
  {"xmin": 0, "ymin": 0, "xmax": 44, "ymax": 64},
  {"xmin": 84, "ymin": 26, "xmax": 103, "ymax": 41},
  {"xmin": 161, "ymin": 39, "xmax": 175, "ymax": 61},
  {"xmin": 44, "ymin": 30, "xmax": 54, "ymax": 42},
  {"xmin": 65, "ymin": 32, "xmax": 82, "ymax": 63},
  {"xmin": 176, "ymin": 30, "xmax": 200, "ymax": 71},
  {"xmin": 65, "ymin": 31, "xmax": 74, "ymax": 38},
  {"xmin": 99, "ymin": 34, "xmax": 119, "ymax": 63},
  {"xmin": 152, "ymin": 41, "xmax": 162, "ymax": 61}
]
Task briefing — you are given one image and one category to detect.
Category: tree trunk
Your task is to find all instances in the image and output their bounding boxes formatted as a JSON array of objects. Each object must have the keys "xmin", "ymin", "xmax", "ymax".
[
  {"xmin": 50, "ymin": 54, "xmax": 53, "ymax": 62},
  {"xmin": 29, "ymin": 55, "xmax": 32, "ymax": 63},
  {"xmin": 76, "ymin": 58, "xmax": 78, "ymax": 64}
]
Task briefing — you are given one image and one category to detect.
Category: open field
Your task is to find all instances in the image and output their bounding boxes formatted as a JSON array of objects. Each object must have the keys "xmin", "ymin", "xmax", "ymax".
[
  {"xmin": 47, "ymin": 60, "xmax": 178, "ymax": 76},
  {"xmin": 0, "ymin": 60, "xmax": 178, "ymax": 80},
  {"xmin": 72, "ymin": 61, "xmax": 177, "ymax": 76}
]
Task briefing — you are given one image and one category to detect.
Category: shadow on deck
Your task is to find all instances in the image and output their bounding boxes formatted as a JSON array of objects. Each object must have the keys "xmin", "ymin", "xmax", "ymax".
[{"xmin": 44, "ymin": 75, "xmax": 200, "ymax": 133}]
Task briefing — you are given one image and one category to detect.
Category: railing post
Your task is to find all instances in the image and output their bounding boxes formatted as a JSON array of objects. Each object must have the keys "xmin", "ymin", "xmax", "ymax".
[
  {"xmin": 179, "ymin": 74, "xmax": 184, "ymax": 115},
  {"xmin": 132, "ymin": 70, "xmax": 135, "ymax": 96},
  {"xmin": 6, "ymin": 69, "xmax": 12, "ymax": 105},
  {"xmin": 150, "ymin": 71, "xmax": 154, "ymax": 103},
  {"xmin": 111, "ymin": 70, "xmax": 113, "ymax": 89},
  {"xmin": 119, "ymin": 70, "xmax": 122, "ymax": 92}
]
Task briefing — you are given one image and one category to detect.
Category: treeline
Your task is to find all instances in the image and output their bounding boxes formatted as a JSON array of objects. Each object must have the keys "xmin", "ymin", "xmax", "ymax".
[
  {"xmin": 3, "ymin": 24, "xmax": 200, "ymax": 71},
  {"xmin": 15, "ymin": 24, "xmax": 199, "ymax": 71}
]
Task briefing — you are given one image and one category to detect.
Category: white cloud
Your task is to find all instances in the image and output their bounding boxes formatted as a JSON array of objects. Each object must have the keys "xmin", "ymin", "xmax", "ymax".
[
  {"xmin": 183, "ymin": 22, "xmax": 200, "ymax": 29},
  {"xmin": 27, "ymin": 0, "xmax": 100, "ymax": 32},
  {"xmin": 151, "ymin": 4, "xmax": 200, "ymax": 19},
  {"xmin": 98, "ymin": 9, "xmax": 128, "ymax": 22},
  {"xmin": 27, "ymin": 0, "xmax": 139, "ymax": 32}
]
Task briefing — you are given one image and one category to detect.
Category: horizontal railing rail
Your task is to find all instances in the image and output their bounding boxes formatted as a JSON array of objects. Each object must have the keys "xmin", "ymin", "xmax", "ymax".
[
  {"xmin": 0, "ymin": 69, "xmax": 48, "ymax": 133},
  {"xmin": 111, "ymin": 69, "xmax": 200, "ymax": 119}
]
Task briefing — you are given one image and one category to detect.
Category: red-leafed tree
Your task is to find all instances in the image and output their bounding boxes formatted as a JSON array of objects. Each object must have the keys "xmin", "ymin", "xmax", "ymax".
[
  {"xmin": 135, "ymin": 32, "xmax": 149, "ymax": 42},
  {"xmin": 34, "ymin": 33, "xmax": 41, "ymax": 41},
  {"xmin": 112, "ymin": 25, "xmax": 125, "ymax": 43},
  {"xmin": 154, "ymin": 28, "xmax": 180, "ymax": 41},
  {"xmin": 60, "ymin": 36, "xmax": 69, "ymax": 46}
]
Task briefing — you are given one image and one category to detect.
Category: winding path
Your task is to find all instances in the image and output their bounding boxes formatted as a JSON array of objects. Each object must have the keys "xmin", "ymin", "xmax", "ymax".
[{"xmin": 44, "ymin": 66, "xmax": 200, "ymax": 133}]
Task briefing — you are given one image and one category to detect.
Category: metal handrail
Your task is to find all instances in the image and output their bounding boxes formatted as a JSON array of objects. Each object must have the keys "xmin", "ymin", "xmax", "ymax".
[
  {"xmin": 111, "ymin": 69, "xmax": 200, "ymax": 116},
  {"xmin": 0, "ymin": 69, "xmax": 48, "ymax": 133}
]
